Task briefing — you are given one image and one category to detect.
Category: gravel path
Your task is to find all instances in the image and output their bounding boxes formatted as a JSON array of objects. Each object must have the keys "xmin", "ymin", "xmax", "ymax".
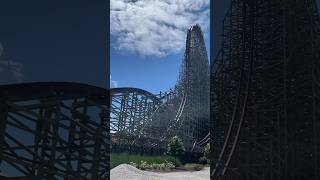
[{"xmin": 111, "ymin": 164, "xmax": 209, "ymax": 180}]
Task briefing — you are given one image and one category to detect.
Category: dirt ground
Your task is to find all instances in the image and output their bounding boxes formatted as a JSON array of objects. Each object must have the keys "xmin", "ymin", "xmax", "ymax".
[{"xmin": 111, "ymin": 164, "xmax": 210, "ymax": 180}]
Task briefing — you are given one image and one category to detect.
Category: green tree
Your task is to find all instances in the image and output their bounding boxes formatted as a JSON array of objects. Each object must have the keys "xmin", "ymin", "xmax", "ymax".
[
  {"xmin": 199, "ymin": 143, "xmax": 211, "ymax": 164},
  {"xmin": 167, "ymin": 136, "xmax": 185, "ymax": 160},
  {"xmin": 204, "ymin": 143, "xmax": 210, "ymax": 163}
]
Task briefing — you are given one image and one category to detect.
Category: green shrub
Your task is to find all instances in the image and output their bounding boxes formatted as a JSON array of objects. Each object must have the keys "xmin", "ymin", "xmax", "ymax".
[
  {"xmin": 149, "ymin": 163, "xmax": 157, "ymax": 170},
  {"xmin": 130, "ymin": 160, "xmax": 176, "ymax": 171},
  {"xmin": 198, "ymin": 156, "xmax": 207, "ymax": 165},
  {"xmin": 198, "ymin": 143, "xmax": 210, "ymax": 165},
  {"xmin": 139, "ymin": 160, "xmax": 148, "ymax": 170},
  {"xmin": 111, "ymin": 153, "xmax": 179, "ymax": 171},
  {"xmin": 111, "ymin": 153, "xmax": 179, "ymax": 168},
  {"xmin": 204, "ymin": 143, "xmax": 210, "ymax": 162},
  {"xmin": 164, "ymin": 160, "xmax": 175, "ymax": 170},
  {"xmin": 129, "ymin": 162, "xmax": 137, "ymax": 167},
  {"xmin": 159, "ymin": 163, "xmax": 166, "ymax": 171},
  {"xmin": 167, "ymin": 136, "xmax": 185, "ymax": 161}
]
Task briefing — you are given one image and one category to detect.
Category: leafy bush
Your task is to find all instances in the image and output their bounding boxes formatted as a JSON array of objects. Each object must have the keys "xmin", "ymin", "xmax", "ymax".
[
  {"xmin": 198, "ymin": 156, "xmax": 207, "ymax": 165},
  {"xmin": 198, "ymin": 143, "xmax": 210, "ymax": 164},
  {"xmin": 111, "ymin": 153, "xmax": 179, "ymax": 168},
  {"xmin": 129, "ymin": 162, "xmax": 137, "ymax": 167},
  {"xmin": 158, "ymin": 163, "xmax": 166, "ymax": 171},
  {"xmin": 149, "ymin": 163, "xmax": 157, "ymax": 170},
  {"xmin": 204, "ymin": 143, "xmax": 210, "ymax": 162},
  {"xmin": 164, "ymin": 160, "xmax": 175, "ymax": 170},
  {"xmin": 167, "ymin": 136, "xmax": 185, "ymax": 159},
  {"xmin": 129, "ymin": 160, "xmax": 176, "ymax": 171},
  {"xmin": 139, "ymin": 160, "xmax": 148, "ymax": 170}
]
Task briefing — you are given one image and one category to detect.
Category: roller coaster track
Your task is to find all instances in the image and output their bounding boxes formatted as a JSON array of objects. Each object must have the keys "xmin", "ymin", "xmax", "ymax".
[
  {"xmin": 212, "ymin": 0, "xmax": 320, "ymax": 179},
  {"xmin": 195, "ymin": 133, "xmax": 210, "ymax": 147},
  {"xmin": 159, "ymin": 92, "xmax": 187, "ymax": 141},
  {"xmin": 110, "ymin": 87, "xmax": 189, "ymax": 149},
  {"xmin": 128, "ymin": 90, "xmax": 177, "ymax": 144},
  {"xmin": 138, "ymin": 90, "xmax": 178, "ymax": 136},
  {"xmin": 212, "ymin": 1, "xmax": 255, "ymax": 178},
  {"xmin": 110, "ymin": 84, "xmax": 209, "ymax": 152},
  {"xmin": 111, "ymin": 24, "xmax": 210, "ymax": 152}
]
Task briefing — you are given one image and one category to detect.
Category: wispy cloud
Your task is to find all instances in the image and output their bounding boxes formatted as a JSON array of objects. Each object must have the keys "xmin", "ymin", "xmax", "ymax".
[
  {"xmin": 110, "ymin": 75, "xmax": 118, "ymax": 88},
  {"xmin": 111, "ymin": 0, "xmax": 210, "ymax": 57},
  {"xmin": 0, "ymin": 43, "xmax": 24, "ymax": 83},
  {"xmin": 0, "ymin": 61, "xmax": 24, "ymax": 82}
]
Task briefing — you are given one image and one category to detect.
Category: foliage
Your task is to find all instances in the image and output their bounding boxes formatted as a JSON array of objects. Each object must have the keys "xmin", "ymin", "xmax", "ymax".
[
  {"xmin": 198, "ymin": 156, "xmax": 207, "ymax": 165},
  {"xmin": 204, "ymin": 143, "xmax": 210, "ymax": 163},
  {"xmin": 129, "ymin": 162, "xmax": 137, "ymax": 167},
  {"xmin": 164, "ymin": 160, "xmax": 175, "ymax": 169},
  {"xmin": 167, "ymin": 136, "xmax": 185, "ymax": 158},
  {"xmin": 112, "ymin": 153, "xmax": 205, "ymax": 172},
  {"xmin": 130, "ymin": 160, "xmax": 175, "ymax": 171},
  {"xmin": 111, "ymin": 153, "xmax": 179, "ymax": 169},
  {"xmin": 139, "ymin": 160, "xmax": 148, "ymax": 170},
  {"xmin": 197, "ymin": 143, "xmax": 210, "ymax": 164}
]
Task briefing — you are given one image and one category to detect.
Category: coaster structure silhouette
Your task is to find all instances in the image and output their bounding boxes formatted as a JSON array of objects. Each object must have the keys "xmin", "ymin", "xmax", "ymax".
[
  {"xmin": 0, "ymin": 82, "xmax": 109, "ymax": 179},
  {"xmin": 211, "ymin": 0, "xmax": 320, "ymax": 179}
]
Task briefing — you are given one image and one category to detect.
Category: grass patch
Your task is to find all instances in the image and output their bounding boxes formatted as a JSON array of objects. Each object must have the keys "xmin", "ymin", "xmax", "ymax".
[{"xmin": 110, "ymin": 153, "xmax": 180, "ymax": 169}]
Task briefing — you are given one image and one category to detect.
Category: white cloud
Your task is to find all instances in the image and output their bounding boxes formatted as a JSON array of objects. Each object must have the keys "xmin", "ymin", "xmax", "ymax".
[
  {"xmin": 0, "ymin": 61, "xmax": 24, "ymax": 83},
  {"xmin": 0, "ymin": 43, "xmax": 24, "ymax": 83},
  {"xmin": 110, "ymin": 75, "xmax": 118, "ymax": 88},
  {"xmin": 111, "ymin": 0, "xmax": 210, "ymax": 57}
]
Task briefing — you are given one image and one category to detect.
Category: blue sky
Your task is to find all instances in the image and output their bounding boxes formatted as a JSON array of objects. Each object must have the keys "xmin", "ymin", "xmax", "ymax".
[
  {"xmin": 0, "ymin": 1, "xmax": 107, "ymax": 88},
  {"xmin": 110, "ymin": 0, "xmax": 210, "ymax": 94}
]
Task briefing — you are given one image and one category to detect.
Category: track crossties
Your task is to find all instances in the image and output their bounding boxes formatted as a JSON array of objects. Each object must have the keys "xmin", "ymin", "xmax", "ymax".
[{"xmin": 211, "ymin": 0, "xmax": 320, "ymax": 179}]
